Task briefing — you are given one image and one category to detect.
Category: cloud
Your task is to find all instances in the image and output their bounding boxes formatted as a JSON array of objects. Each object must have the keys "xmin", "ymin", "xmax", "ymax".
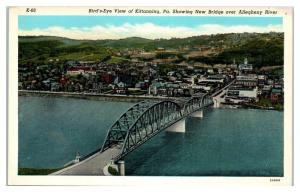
[{"xmin": 19, "ymin": 23, "xmax": 283, "ymax": 40}]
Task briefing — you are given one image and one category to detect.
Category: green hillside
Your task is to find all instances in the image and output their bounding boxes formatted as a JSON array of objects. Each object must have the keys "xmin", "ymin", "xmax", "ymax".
[{"xmin": 18, "ymin": 32, "xmax": 284, "ymax": 67}]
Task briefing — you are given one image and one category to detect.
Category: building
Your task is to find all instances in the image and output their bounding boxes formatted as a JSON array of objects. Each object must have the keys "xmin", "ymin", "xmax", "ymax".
[
  {"xmin": 258, "ymin": 75, "xmax": 267, "ymax": 87},
  {"xmin": 236, "ymin": 74, "xmax": 258, "ymax": 87},
  {"xmin": 191, "ymin": 84, "xmax": 211, "ymax": 92},
  {"xmin": 66, "ymin": 67, "xmax": 96, "ymax": 77},
  {"xmin": 225, "ymin": 86, "xmax": 258, "ymax": 103},
  {"xmin": 148, "ymin": 81, "xmax": 191, "ymax": 97},
  {"xmin": 207, "ymin": 68, "xmax": 214, "ymax": 74},
  {"xmin": 238, "ymin": 64, "xmax": 253, "ymax": 72},
  {"xmin": 50, "ymin": 82, "xmax": 60, "ymax": 91},
  {"xmin": 135, "ymin": 80, "xmax": 150, "ymax": 90},
  {"xmin": 148, "ymin": 82, "xmax": 166, "ymax": 95},
  {"xmin": 114, "ymin": 82, "xmax": 128, "ymax": 94},
  {"xmin": 262, "ymin": 85, "xmax": 272, "ymax": 95},
  {"xmin": 198, "ymin": 78, "xmax": 224, "ymax": 84},
  {"xmin": 65, "ymin": 60, "xmax": 79, "ymax": 66},
  {"xmin": 100, "ymin": 72, "xmax": 114, "ymax": 84},
  {"xmin": 132, "ymin": 52, "xmax": 156, "ymax": 60},
  {"xmin": 270, "ymin": 88, "xmax": 283, "ymax": 103},
  {"xmin": 238, "ymin": 58, "xmax": 253, "ymax": 73}
]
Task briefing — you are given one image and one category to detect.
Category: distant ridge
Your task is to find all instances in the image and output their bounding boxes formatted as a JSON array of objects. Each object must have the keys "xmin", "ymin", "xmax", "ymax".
[{"xmin": 19, "ymin": 32, "xmax": 284, "ymax": 67}]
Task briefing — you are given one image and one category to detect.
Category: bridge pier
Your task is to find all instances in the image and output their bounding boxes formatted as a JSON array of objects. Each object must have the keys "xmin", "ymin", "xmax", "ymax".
[
  {"xmin": 166, "ymin": 118, "xmax": 186, "ymax": 133},
  {"xmin": 213, "ymin": 99, "xmax": 220, "ymax": 108},
  {"xmin": 118, "ymin": 160, "xmax": 125, "ymax": 176},
  {"xmin": 190, "ymin": 110, "xmax": 203, "ymax": 118}
]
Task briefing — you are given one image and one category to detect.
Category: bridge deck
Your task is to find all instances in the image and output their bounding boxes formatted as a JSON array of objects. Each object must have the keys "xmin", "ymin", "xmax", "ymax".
[{"xmin": 51, "ymin": 146, "xmax": 121, "ymax": 175}]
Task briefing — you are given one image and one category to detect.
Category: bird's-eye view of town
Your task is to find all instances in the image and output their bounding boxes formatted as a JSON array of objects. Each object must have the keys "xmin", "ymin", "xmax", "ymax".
[{"xmin": 17, "ymin": 15, "xmax": 284, "ymax": 177}]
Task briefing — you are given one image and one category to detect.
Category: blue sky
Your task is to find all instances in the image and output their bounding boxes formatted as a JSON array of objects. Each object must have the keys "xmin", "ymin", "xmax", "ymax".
[
  {"xmin": 19, "ymin": 16, "xmax": 282, "ymax": 29},
  {"xmin": 18, "ymin": 16, "xmax": 283, "ymax": 40}
]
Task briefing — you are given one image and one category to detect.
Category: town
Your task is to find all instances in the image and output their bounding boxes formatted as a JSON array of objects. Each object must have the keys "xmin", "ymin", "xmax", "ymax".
[{"xmin": 18, "ymin": 33, "xmax": 284, "ymax": 110}]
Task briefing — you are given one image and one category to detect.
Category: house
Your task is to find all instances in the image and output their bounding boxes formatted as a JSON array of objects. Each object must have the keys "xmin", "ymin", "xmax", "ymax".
[
  {"xmin": 113, "ymin": 75, "xmax": 134, "ymax": 87},
  {"xmin": 135, "ymin": 80, "xmax": 149, "ymax": 90},
  {"xmin": 148, "ymin": 82, "xmax": 166, "ymax": 95},
  {"xmin": 270, "ymin": 88, "xmax": 282, "ymax": 103},
  {"xmin": 167, "ymin": 71, "xmax": 176, "ymax": 76},
  {"xmin": 230, "ymin": 64, "xmax": 238, "ymax": 69},
  {"xmin": 267, "ymin": 79, "xmax": 274, "ymax": 85},
  {"xmin": 207, "ymin": 68, "xmax": 214, "ymax": 74},
  {"xmin": 262, "ymin": 85, "xmax": 272, "ymax": 95},
  {"xmin": 114, "ymin": 82, "xmax": 128, "ymax": 94},
  {"xmin": 60, "ymin": 76, "xmax": 68, "ymax": 87},
  {"xmin": 100, "ymin": 73, "xmax": 114, "ymax": 84},
  {"xmin": 67, "ymin": 67, "xmax": 96, "ymax": 77},
  {"xmin": 258, "ymin": 75, "xmax": 267, "ymax": 87},
  {"xmin": 51, "ymin": 82, "xmax": 60, "ymax": 91}
]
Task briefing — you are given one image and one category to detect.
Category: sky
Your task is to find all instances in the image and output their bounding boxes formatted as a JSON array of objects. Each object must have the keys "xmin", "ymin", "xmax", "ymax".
[{"xmin": 18, "ymin": 16, "xmax": 283, "ymax": 40}]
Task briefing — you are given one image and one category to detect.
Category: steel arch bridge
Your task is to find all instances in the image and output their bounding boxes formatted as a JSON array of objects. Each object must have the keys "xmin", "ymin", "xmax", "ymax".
[{"xmin": 100, "ymin": 93, "xmax": 213, "ymax": 162}]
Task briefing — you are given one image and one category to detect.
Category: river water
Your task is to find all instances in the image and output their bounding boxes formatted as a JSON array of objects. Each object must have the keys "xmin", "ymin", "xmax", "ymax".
[{"xmin": 18, "ymin": 96, "xmax": 283, "ymax": 176}]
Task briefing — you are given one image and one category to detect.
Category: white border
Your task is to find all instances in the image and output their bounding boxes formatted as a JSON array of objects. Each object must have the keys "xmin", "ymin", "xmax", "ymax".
[
  {"xmin": 1, "ymin": 1, "xmax": 297, "ymax": 191},
  {"xmin": 9, "ymin": 6, "xmax": 293, "ymax": 186}
]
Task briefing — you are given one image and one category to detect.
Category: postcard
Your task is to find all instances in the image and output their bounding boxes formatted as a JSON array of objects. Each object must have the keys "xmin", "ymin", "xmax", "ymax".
[{"xmin": 8, "ymin": 6, "xmax": 293, "ymax": 186}]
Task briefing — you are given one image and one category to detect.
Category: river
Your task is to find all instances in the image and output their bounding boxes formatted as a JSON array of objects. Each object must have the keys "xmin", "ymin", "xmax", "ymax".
[{"xmin": 18, "ymin": 96, "xmax": 283, "ymax": 176}]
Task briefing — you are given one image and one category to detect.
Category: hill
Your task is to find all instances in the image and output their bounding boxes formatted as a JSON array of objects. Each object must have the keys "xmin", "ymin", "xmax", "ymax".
[{"xmin": 18, "ymin": 32, "xmax": 284, "ymax": 67}]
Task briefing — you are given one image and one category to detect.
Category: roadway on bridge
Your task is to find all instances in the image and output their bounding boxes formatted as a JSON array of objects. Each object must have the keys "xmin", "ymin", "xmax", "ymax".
[
  {"xmin": 212, "ymin": 79, "xmax": 236, "ymax": 107},
  {"xmin": 51, "ymin": 146, "xmax": 121, "ymax": 175}
]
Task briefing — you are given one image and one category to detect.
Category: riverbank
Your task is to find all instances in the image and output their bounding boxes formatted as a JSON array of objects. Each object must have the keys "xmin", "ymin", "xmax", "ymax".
[
  {"xmin": 19, "ymin": 90, "xmax": 167, "ymax": 103},
  {"xmin": 243, "ymin": 103, "xmax": 283, "ymax": 111},
  {"xmin": 19, "ymin": 90, "xmax": 283, "ymax": 111},
  {"xmin": 221, "ymin": 102, "xmax": 283, "ymax": 111},
  {"xmin": 18, "ymin": 168, "xmax": 61, "ymax": 175}
]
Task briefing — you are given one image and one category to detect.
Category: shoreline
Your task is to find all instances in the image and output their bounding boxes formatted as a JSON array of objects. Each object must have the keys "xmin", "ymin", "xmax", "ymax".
[
  {"xmin": 18, "ymin": 90, "xmax": 167, "ymax": 103},
  {"xmin": 18, "ymin": 167, "xmax": 61, "ymax": 175},
  {"xmin": 19, "ymin": 90, "xmax": 283, "ymax": 111},
  {"xmin": 221, "ymin": 102, "xmax": 283, "ymax": 111}
]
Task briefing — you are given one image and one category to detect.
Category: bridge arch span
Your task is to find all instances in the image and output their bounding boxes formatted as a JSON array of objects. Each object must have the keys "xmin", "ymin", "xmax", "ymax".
[
  {"xmin": 101, "ymin": 100, "xmax": 182, "ymax": 161},
  {"xmin": 100, "ymin": 94, "xmax": 213, "ymax": 162},
  {"xmin": 182, "ymin": 93, "xmax": 213, "ymax": 115}
]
